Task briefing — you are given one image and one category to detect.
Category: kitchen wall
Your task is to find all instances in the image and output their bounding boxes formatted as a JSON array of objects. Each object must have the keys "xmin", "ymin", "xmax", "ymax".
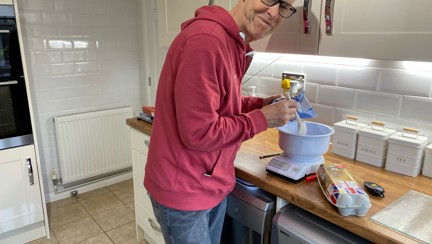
[
  {"xmin": 16, "ymin": 0, "xmax": 141, "ymax": 199},
  {"xmin": 242, "ymin": 53, "xmax": 432, "ymax": 141}
]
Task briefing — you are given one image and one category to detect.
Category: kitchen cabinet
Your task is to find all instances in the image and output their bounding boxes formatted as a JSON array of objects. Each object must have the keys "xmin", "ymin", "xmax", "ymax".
[
  {"xmin": 0, "ymin": 145, "xmax": 46, "ymax": 243},
  {"xmin": 250, "ymin": 0, "xmax": 321, "ymax": 55},
  {"xmin": 253, "ymin": 0, "xmax": 432, "ymax": 62},
  {"xmin": 130, "ymin": 128, "xmax": 164, "ymax": 244},
  {"xmin": 158, "ymin": 0, "xmax": 234, "ymax": 46},
  {"xmin": 318, "ymin": 0, "xmax": 432, "ymax": 61}
]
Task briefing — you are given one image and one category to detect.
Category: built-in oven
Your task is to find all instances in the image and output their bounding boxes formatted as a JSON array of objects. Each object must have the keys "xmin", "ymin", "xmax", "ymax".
[{"xmin": 0, "ymin": 3, "xmax": 33, "ymax": 150}]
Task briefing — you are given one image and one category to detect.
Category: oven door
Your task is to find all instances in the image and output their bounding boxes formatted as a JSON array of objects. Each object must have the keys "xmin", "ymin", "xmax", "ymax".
[{"xmin": 0, "ymin": 78, "xmax": 33, "ymax": 150}]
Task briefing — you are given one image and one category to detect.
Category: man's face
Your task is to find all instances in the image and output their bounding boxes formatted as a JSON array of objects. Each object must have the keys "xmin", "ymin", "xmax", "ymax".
[{"xmin": 240, "ymin": 0, "xmax": 294, "ymax": 43}]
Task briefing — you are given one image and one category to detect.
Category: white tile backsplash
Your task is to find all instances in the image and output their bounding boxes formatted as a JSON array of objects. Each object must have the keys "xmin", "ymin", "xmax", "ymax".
[
  {"xmin": 401, "ymin": 96, "xmax": 432, "ymax": 122},
  {"xmin": 303, "ymin": 63, "xmax": 338, "ymax": 85},
  {"xmin": 318, "ymin": 85, "xmax": 356, "ymax": 109},
  {"xmin": 356, "ymin": 90, "xmax": 402, "ymax": 117},
  {"xmin": 379, "ymin": 69, "xmax": 432, "ymax": 97},
  {"xmin": 244, "ymin": 54, "xmax": 432, "ymax": 140},
  {"xmin": 19, "ymin": 0, "xmax": 141, "ymax": 195},
  {"xmin": 337, "ymin": 66, "xmax": 380, "ymax": 90}
]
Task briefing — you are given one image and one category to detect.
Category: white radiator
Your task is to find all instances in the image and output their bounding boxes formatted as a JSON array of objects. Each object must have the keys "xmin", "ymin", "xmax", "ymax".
[{"xmin": 54, "ymin": 107, "xmax": 133, "ymax": 185}]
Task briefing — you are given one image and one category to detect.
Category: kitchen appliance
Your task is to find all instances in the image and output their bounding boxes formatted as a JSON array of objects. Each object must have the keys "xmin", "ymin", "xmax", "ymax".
[
  {"xmin": 221, "ymin": 177, "xmax": 275, "ymax": 244},
  {"xmin": 0, "ymin": 4, "xmax": 33, "ymax": 150},
  {"xmin": 266, "ymin": 121, "xmax": 334, "ymax": 181},
  {"xmin": 271, "ymin": 204, "xmax": 372, "ymax": 244}
]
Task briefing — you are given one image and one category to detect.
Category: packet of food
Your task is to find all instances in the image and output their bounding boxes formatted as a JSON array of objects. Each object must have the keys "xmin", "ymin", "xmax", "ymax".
[{"xmin": 317, "ymin": 164, "xmax": 371, "ymax": 216}]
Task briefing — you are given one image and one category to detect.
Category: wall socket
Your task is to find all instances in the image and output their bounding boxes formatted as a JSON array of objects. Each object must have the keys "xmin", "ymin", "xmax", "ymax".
[{"xmin": 282, "ymin": 72, "xmax": 306, "ymax": 96}]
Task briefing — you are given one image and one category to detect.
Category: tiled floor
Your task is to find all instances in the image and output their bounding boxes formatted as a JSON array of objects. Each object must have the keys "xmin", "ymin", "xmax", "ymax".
[{"xmin": 28, "ymin": 179, "xmax": 148, "ymax": 244}]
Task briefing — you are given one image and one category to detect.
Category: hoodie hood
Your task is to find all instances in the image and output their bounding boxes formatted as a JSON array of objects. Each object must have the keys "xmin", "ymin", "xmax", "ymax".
[{"xmin": 181, "ymin": 5, "xmax": 246, "ymax": 48}]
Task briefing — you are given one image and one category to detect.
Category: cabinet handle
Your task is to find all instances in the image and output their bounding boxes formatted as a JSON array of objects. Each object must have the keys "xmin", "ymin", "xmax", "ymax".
[
  {"xmin": 27, "ymin": 158, "xmax": 34, "ymax": 185},
  {"xmin": 148, "ymin": 218, "xmax": 162, "ymax": 233},
  {"xmin": 303, "ymin": 0, "xmax": 310, "ymax": 34},
  {"xmin": 144, "ymin": 139, "xmax": 150, "ymax": 147},
  {"xmin": 325, "ymin": 0, "xmax": 333, "ymax": 35}
]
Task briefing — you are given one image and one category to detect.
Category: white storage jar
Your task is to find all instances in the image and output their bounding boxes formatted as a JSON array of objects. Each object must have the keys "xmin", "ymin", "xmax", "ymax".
[
  {"xmin": 356, "ymin": 121, "xmax": 396, "ymax": 167},
  {"xmin": 332, "ymin": 116, "xmax": 368, "ymax": 159},
  {"xmin": 385, "ymin": 128, "xmax": 428, "ymax": 177},
  {"xmin": 423, "ymin": 144, "xmax": 432, "ymax": 178}
]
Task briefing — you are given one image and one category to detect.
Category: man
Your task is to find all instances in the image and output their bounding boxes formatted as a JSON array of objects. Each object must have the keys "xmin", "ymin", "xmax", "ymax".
[{"xmin": 144, "ymin": 0, "xmax": 298, "ymax": 243}]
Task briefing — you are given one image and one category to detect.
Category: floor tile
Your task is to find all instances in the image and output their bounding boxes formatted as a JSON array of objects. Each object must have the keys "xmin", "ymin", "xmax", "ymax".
[
  {"xmin": 26, "ymin": 231, "xmax": 59, "ymax": 244},
  {"xmin": 77, "ymin": 188, "xmax": 112, "ymax": 202},
  {"xmin": 107, "ymin": 179, "xmax": 133, "ymax": 192},
  {"xmin": 111, "ymin": 185, "xmax": 134, "ymax": 204},
  {"xmin": 48, "ymin": 203, "xmax": 89, "ymax": 231},
  {"xmin": 79, "ymin": 192, "xmax": 124, "ymax": 215},
  {"xmin": 52, "ymin": 217, "xmax": 103, "ymax": 244},
  {"xmin": 105, "ymin": 222, "xmax": 147, "ymax": 244},
  {"xmin": 76, "ymin": 233, "xmax": 113, "ymax": 244},
  {"xmin": 47, "ymin": 197, "xmax": 79, "ymax": 210},
  {"xmin": 126, "ymin": 201, "xmax": 135, "ymax": 212},
  {"xmin": 92, "ymin": 205, "xmax": 135, "ymax": 231}
]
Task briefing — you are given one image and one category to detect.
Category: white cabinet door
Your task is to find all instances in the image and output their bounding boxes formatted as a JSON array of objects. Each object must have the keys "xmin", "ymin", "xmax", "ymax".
[
  {"xmin": 158, "ymin": 0, "xmax": 234, "ymax": 46},
  {"xmin": 250, "ymin": 0, "xmax": 322, "ymax": 55},
  {"xmin": 130, "ymin": 128, "xmax": 164, "ymax": 244},
  {"xmin": 0, "ymin": 145, "xmax": 44, "ymax": 235},
  {"xmin": 319, "ymin": 0, "xmax": 432, "ymax": 61}
]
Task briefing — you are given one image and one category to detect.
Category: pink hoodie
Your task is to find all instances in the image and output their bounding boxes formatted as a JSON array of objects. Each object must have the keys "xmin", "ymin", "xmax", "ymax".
[{"xmin": 144, "ymin": 5, "xmax": 268, "ymax": 210}]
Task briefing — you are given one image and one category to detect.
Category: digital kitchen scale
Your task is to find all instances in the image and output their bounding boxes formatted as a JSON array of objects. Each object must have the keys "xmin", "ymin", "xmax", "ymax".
[{"xmin": 266, "ymin": 155, "xmax": 324, "ymax": 181}]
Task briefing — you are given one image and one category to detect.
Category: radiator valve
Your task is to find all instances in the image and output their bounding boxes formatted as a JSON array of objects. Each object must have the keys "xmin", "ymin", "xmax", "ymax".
[{"xmin": 51, "ymin": 170, "xmax": 58, "ymax": 185}]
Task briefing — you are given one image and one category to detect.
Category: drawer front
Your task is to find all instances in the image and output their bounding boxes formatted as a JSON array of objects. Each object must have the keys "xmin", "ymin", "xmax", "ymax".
[
  {"xmin": 135, "ymin": 201, "xmax": 165, "ymax": 244},
  {"xmin": 131, "ymin": 128, "xmax": 150, "ymax": 156},
  {"xmin": 133, "ymin": 177, "xmax": 153, "ymax": 215},
  {"xmin": 132, "ymin": 150, "xmax": 146, "ymax": 180}
]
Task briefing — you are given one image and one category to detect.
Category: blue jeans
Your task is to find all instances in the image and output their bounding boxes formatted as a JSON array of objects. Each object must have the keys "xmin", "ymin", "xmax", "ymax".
[{"xmin": 150, "ymin": 196, "xmax": 227, "ymax": 244}]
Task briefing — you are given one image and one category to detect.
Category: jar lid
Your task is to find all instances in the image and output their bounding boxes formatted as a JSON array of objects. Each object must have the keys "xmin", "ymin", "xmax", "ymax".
[
  {"xmin": 334, "ymin": 116, "xmax": 368, "ymax": 133},
  {"xmin": 389, "ymin": 132, "xmax": 429, "ymax": 148},
  {"xmin": 358, "ymin": 121, "xmax": 396, "ymax": 140}
]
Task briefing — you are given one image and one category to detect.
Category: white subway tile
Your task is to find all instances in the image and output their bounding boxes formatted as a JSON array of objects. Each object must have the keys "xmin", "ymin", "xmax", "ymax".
[
  {"xmin": 22, "ymin": 12, "xmax": 44, "ymax": 24},
  {"xmin": 31, "ymin": 25, "xmax": 58, "ymax": 38},
  {"xmin": 32, "ymin": 51, "xmax": 61, "ymax": 63},
  {"xmin": 241, "ymin": 76, "xmax": 260, "ymax": 94},
  {"xmin": 43, "ymin": 13, "xmax": 70, "ymax": 25},
  {"xmin": 30, "ymin": 63, "xmax": 50, "ymax": 76},
  {"xmin": 258, "ymin": 77, "xmax": 282, "ymax": 95},
  {"xmin": 337, "ymin": 66, "xmax": 380, "ymax": 90},
  {"xmin": 246, "ymin": 58, "xmax": 275, "ymax": 77},
  {"xmin": 304, "ymin": 82, "xmax": 318, "ymax": 103},
  {"xmin": 62, "ymin": 51, "xmax": 86, "ymax": 62},
  {"xmin": 334, "ymin": 108, "xmax": 375, "ymax": 125},
  {"xmin": 307, "ymin": 103, "xmax": 334, "ymax": 126},
  {"xmin": 50, "ymin": 63, "xmax": 74, "ymax": 75},
  {"xmin": 58, "ymin": 26, "xmax": 83, "ymax": 37},
  {"xmin": 400, "ymin": 96, "xmax": 432, "ymax": 123},
  {"xmin": 375, "ymin": 115, "xmax": 430, "ymax": 136},
  {"xmin": 379, "ymin": 69, "xmax": 432, "ymax": 97},
  {"xmin": 356, "ymin": 90, "xmax": 402, "ymax": 117},
  {"xmin": 75, "ymin": 62, "xmax": 99, "ymax": 73},
  {"xmin": 273, "ymin": 61, "xmax": 303, "ymax": 79},
  {"xmin": 28, "ymin": 39, "xmax": 47, "ymax": 50},
  {"xmin": 22, "ymin": 0, "xmax": 55, "ymax": 11},
  {"xmin": 48, "ymin": 40, "xmax": 72, "ymax": 49},
  {"xmin": 303, "ymin": 63, "xmax": 338, "ymax": 85},
  {"xmin": 317, "ymin": 85, "xmax": 356, "ymax": 109}
]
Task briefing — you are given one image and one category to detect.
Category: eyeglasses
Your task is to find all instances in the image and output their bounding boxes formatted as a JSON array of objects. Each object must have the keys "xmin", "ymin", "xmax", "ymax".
[{"xmin": 261, "ymin": 0, "xmax": 297, "ymax": 18}]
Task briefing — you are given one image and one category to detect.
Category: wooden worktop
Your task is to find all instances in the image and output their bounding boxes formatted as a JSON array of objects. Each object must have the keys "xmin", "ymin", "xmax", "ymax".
[{"xmin": 126, "ymin": 118, "xmax": 431, "ymax": 244}]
